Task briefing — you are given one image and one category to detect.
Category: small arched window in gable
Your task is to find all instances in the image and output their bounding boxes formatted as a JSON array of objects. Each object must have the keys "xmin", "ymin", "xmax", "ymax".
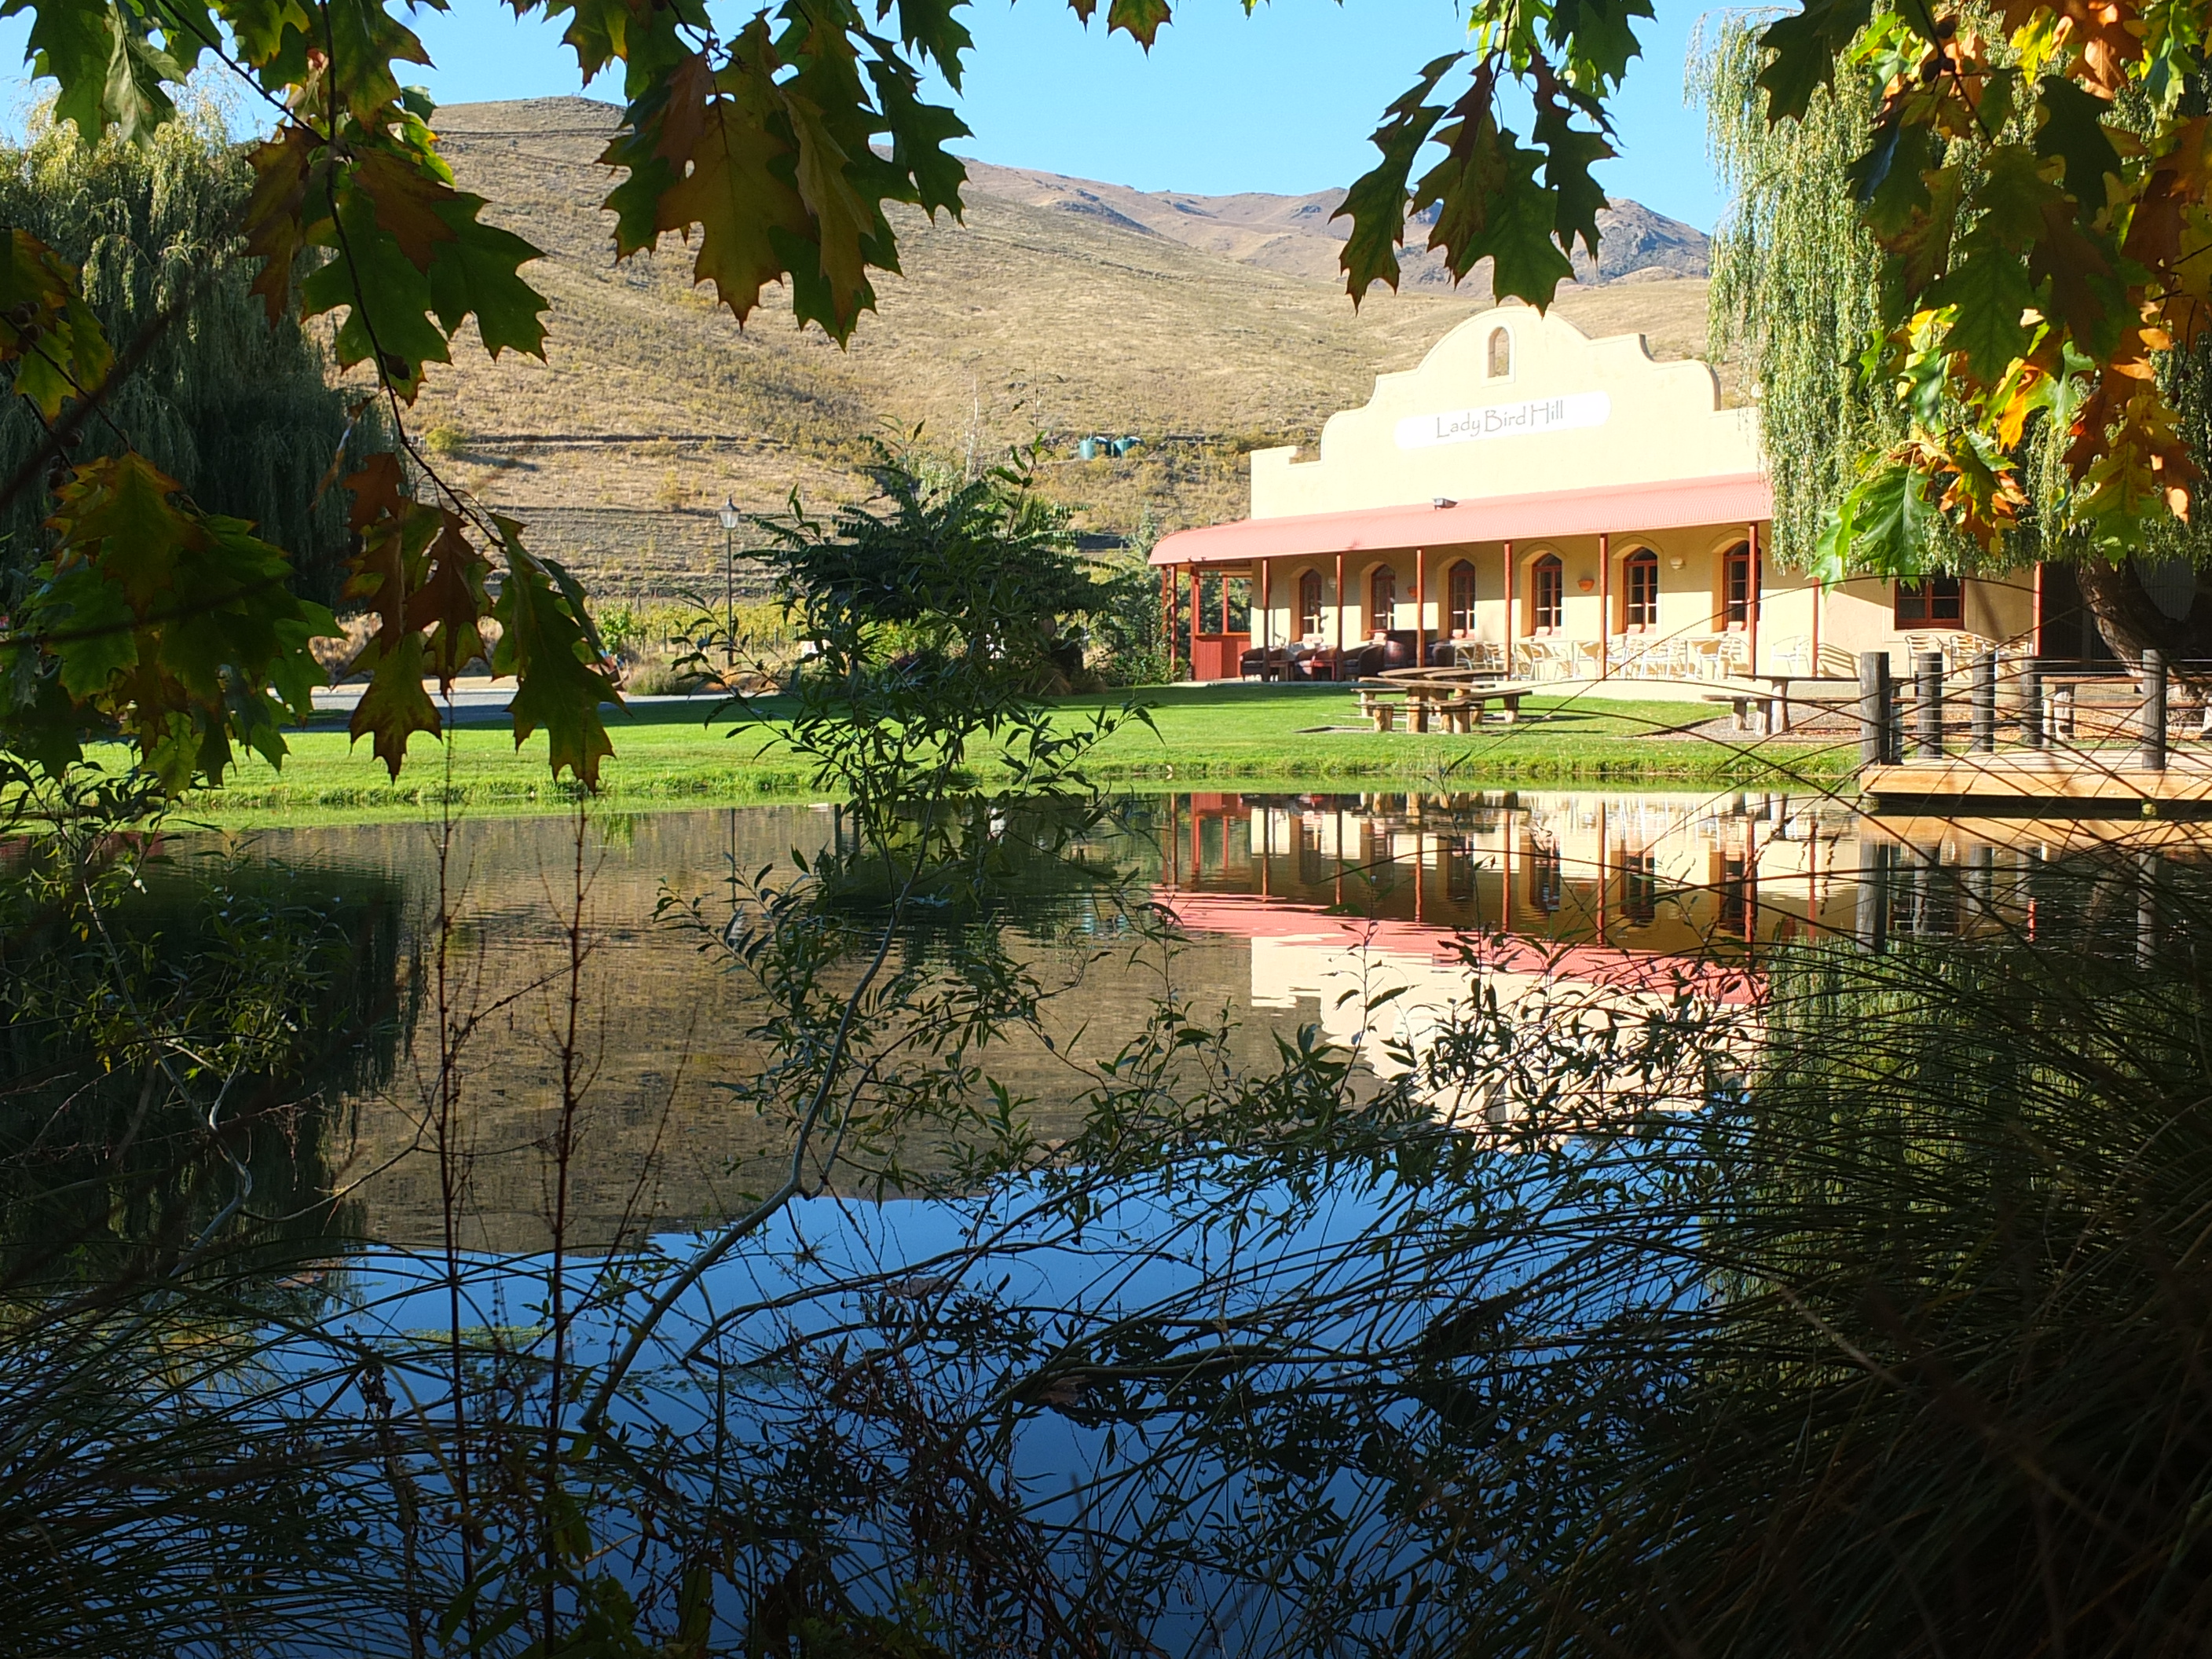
[{"xmin": 1487, "ymin": 327, "xmax": 1512, "ymax": 379}]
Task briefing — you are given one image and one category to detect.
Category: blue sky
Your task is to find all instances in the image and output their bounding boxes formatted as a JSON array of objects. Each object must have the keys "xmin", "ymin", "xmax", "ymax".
[{"xmin": 2, "ymin": 0, "xmax": 1730, "ymax": 229}]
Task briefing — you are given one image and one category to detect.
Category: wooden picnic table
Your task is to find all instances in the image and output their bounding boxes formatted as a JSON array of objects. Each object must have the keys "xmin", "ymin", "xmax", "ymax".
[
  {"xmin": 1358, "ymin": 676, "xmax": 1531, "ymax": 733},
  {"xmin": 1704, "ymin": 675, "xmax": 1862, "ymax": 737}
]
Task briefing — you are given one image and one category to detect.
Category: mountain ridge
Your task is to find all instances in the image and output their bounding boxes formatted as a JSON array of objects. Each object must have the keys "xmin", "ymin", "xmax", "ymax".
[{"xmin": 408, "ymin": 97, "xmax": 1723, "ymax": 596}]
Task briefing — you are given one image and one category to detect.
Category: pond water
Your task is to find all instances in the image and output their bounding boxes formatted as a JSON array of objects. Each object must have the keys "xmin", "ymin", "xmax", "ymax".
[
  {"xmin": 24, "ymin": 786, "xmax": 2212, "ymax": 1653},
  {"xmin": 196, "ymin": 787, "xmax": 2192, "ymax": 1252}
]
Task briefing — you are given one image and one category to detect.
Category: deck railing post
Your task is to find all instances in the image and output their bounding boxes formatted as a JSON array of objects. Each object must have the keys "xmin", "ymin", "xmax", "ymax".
[
  {"xmin": 2022, "ymin": 661, "xmax": 2045, "ymax": 749},
  {"xmin": 1915, "ymin": 651, "xmax": 1946, "ymax": 760},
  {"xmin": 1859, "ymin": 650, "xmax": 1894, "ymax": 768},
  {"xmin": 1972, "ymin": 649, "xmax": 1997, "ymax": 753},
  {"xmin": 2139, "ymin": 648, "xmax": 2169, "ymax": 771}
]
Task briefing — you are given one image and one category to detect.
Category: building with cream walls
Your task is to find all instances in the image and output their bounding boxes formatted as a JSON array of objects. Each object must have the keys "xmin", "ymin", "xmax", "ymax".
[{"xmin": 1151, "ymin": 306, "xmax": 2053, "ymax": 689}]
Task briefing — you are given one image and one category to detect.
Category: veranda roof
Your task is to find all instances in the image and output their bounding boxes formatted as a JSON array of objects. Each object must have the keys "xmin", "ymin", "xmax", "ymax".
[{"xmin": 1148, "ymin": 472, "xmax": 1773, "ymax": 567}]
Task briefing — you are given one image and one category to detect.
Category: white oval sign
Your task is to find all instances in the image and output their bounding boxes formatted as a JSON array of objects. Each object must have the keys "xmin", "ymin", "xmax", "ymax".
[{"xmin": 1394, "ymin": 390, "xmax": 1612, "ymax": 451}]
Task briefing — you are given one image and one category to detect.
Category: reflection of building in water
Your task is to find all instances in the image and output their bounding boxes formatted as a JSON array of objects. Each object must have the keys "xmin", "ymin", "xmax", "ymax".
[
  {"xmin": 1156, "ymin": 789, "xmax": 2212, "ymax": 1108},
  {"xmin": 1159, "ymin": 788, "xmax": 1860, "ymax": 954},
  {"xmin": 1156, "ymin": 789, "xmax": 1833, "ymax": 1112}
]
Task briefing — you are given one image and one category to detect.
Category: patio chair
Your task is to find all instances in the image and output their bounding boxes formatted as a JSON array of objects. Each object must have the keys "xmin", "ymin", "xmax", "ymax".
[{"xmin": 1766, "ymin": 634, "xmax": 1810, "ymax": 676}]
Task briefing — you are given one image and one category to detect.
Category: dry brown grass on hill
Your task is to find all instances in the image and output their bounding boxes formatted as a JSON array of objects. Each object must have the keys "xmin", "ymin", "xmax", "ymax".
[{"xmin": 399, "ymin": 97, "xmax": 1723, "ymax": 597}]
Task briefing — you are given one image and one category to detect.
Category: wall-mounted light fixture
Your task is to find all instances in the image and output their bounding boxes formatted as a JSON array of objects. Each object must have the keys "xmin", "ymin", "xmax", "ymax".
[
  {"xmin": 1432, "ymin": 496, "xmax": 1456, "ymax": 509},
  {"xmin": 1668, "ymin": 554, "xmax": 1685, "ymax": 570},
  {"xmin": 1577, "ymin": 576, "xmax": 1595, "ymax": 592}
]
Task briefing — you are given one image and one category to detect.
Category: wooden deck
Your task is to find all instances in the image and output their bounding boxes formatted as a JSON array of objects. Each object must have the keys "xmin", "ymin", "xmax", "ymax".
[{"xmin": 1860, "ymin": 751, "xmax": 2212, "ymax": 812}]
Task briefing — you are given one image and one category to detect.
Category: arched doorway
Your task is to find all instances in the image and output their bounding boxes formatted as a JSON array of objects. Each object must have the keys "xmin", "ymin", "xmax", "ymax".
[
  {"xmin": 1369, "ymin": 565, "xmax": 1397, "ymax": 634},
  {"xmin": 1448, "ymin": 559, "xmax": 1478, "ymax": 635},
  {"xmin": 1530, "ymin": 554, "xmax": 1564, "ymax": 632}
]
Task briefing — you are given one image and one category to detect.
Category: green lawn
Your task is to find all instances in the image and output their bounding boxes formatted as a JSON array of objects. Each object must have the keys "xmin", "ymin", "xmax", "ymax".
[{"xmin": 174, "ymin": 683, "xmax": 1856, "ymax": 825}]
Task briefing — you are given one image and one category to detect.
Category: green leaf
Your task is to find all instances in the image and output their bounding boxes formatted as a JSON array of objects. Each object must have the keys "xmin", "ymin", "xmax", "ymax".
[
  {"xmin": 1335, "ymin": 53, "xmax": 1460, "ymax": 301},
  {"xmin": 1847, "ymin": 115, "xmax": 1935, "ymax": 240},
  {"xmin": 319, "ymin": 0, "xmax": 433, "ymax": 125},
  {"xmin": 1104, "ymin": 0, "xmax": 1170, "ymax": 48},
  {"xmin": 1531, "ymin": 87, "xmax": 1613, "ymax": 262},
  {"xmin": 867, "ymin": 55, "xmax": 969, "ymax": 217},
  {"xmin": 1840, "ymin": 461, "xmax": 1940, "ymax": 574},
  {"xmin": 0, "ymin": 229, "xmax": 113, "ymax": 419},
  {"xmin": 1417, "ymin": 86, "xmax": 1576, "ymax": 306},
  {"xmin": 1755, "ymin": 0, "xmax": 1873, "ymax": 123},
  {"xmin": 1971, "ymin": 145, "xmax": 2062, "ymax": 254},
  {"xmin": 36, "ymin": 562, "xmax": 138, "ymax": 696},
  {"xmin": 298, "ymin": 181, "xmax": 453, "ymax": 397},
  {"xmin": 1928, "ymin": 245, "xmax": 2038, "ymax": 383},
  {"xmin": 490, "ymin": 521, "xmax": 622, "ymax": 789},
  {"xmin": 1543, "ymin": 0, "xmax": 1654, "ymax": 93},
  {"xmin": 888, "ymin": 0, "xmax": 973, "ymax": 86},
  {"xmin": 349, "ymin": 628, "xmax": 440, "ymax": 780},
  {"xmin": 2035, "ymin": 77, "xmax": 2122, "ymax": 213},
  {"xmin": 423, "ymin": 194, "xmax": 551, "ymax": 357}
]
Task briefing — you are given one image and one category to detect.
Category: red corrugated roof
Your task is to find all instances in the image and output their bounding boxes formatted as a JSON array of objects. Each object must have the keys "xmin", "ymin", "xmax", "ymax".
[{"xmin": 1148, "ymin": 472, "xmax": 1773, "ymax": 567}]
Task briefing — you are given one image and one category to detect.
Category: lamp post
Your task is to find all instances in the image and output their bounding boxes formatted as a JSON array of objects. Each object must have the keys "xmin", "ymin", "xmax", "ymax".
[{"xmin": 716, "ymin": 497, "xmax": 740, "ymax": 668}]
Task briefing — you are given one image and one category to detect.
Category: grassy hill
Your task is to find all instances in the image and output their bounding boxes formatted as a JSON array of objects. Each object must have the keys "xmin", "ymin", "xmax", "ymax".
[{"xmin": 408, "ymin": 97, "xmax": 1723, "ymax": 598}]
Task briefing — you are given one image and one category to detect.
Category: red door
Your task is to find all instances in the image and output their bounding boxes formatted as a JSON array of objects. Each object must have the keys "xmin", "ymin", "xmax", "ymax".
[{"xmin": 1191, "ymin": 572, "xmax": 1250, "ymax": 681}]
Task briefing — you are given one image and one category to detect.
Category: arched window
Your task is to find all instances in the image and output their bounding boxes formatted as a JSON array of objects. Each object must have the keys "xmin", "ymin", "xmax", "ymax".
[
  {"xmin": 1448, "ymin": 559, "xmax": 1478, "ymax": 635},
  {"xmin": 1298, "ymin": 569, "xmax": 1324, "ymax": 637},
  {"xmin": 1369, "ymin": 565, "xmax": 1397, "ymax": 632},
  {"xmin": 1487, "ymin": 327, "xmax": 1512, "ymax": 379},
  {"xmin": 1531, "ymin": 554, "xmax": 1564, "ymax": 632},
  {"xmin": 1721, "ymin": 540, "xmax": 1758, "ymax": 628},
  {"xmin": 1623, "ymin": 548, "xmax": 1660, "ymax": 631}
]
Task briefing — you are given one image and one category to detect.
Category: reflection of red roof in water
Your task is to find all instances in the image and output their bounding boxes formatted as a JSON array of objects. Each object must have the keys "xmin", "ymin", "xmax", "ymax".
[{"xmin": 1154, "ymin": 888, "xmax": 1760, "ymax": 1005}]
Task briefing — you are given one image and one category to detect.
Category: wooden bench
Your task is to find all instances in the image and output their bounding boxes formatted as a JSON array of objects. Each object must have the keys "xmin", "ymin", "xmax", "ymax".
[
  {"xmin": 1701, "ymin": 687, "xmax": 1861, "ymax": 736},
  {"xmin": 1358, "ymin": 684, "xmax": 1525, "ymax": 733}
]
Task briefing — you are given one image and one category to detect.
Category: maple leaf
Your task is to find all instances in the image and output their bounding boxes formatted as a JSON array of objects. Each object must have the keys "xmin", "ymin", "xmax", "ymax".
[
  {"xmin": 490, "ymin": 522, "xmax": 622, "ymax": 790},
  {"xmin": 422, "ymin": 195, "xmax": 552, "ymax": 357},
  {"xmin": 349, "ymin": 628, "xmax": 441, "ymax": 780},
  {"xmin": 7, "ymin": 0, "xmax": 187, "ymax": 143},
  {"xmin": 0, "ymin": 230, "xmax": 112, "ymax": 419},
  {"xmin": 354, "ymin": 146, "xmax": 462, "ymax": 269},
  {"xmin": 1838, "ymin": 454, "xmax": 1943, "ymax": 574},
  {"xmin": 298, "ymin": 181, "xmax": 456, "ymax": 398},
  {"xmin": 241, "ymin": 123, "xmax": 324, "ymax": 324},
  {"xmin": 1530, "ymin": 79, "xmax": 1613, "ymax": 263},
  {"xmin": 1104, "ymin": 0, "xmax": 1171, "ymax": 49},
  {"xmin": 641, "ymin": 46, "xmax": 814, "ymax": 325},
  {"xmin": 405, "ymin": 511, "xmax": 493, "ymax": 687},
  {"xmin": 1756, "ymin": 0, "xmax": 1875, "ymax": 123},
  {"xmin": 2034, "ymin": 77, "xmax": 2122, "ymax": 213},
  {"xmin": 868, "ymin": 56, "xmax": 969, "ymax": 217},
  {"xmin": 1928, "ymin": 244, "xmax": 2039, "ymax": 383},
  {"xmin": 887, "ymin": 0, "xmax": 975, "ymax": 86},
  {"xmin": 1335, "ymin": 53, "xmax": 1459, "ymax": 301},
  {"xmin": 1416, "ymin": 84, "xmax": 1576, "ymax": 306}
]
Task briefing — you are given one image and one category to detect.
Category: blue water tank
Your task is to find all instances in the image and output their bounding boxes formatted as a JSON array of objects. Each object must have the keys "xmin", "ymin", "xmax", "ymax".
[{"xmin": 1079, "ymin": 437, "xmax": 1099, "ymax": 461}]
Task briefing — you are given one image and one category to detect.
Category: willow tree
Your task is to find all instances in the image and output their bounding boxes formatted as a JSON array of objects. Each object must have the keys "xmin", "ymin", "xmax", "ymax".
[
  {"xmin": 0, "ymin": 105, "xmax": 384, "ymax": 606},
  {"xmin": 1699, "ymin": 16, "xmax": 2212, "ymax": 661}
]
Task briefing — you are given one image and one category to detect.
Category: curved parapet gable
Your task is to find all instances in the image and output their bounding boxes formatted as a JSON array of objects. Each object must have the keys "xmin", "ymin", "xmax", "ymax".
[{"xmin": 1250, "ymin": 306, "xmax": 1761, "ymax": 519}]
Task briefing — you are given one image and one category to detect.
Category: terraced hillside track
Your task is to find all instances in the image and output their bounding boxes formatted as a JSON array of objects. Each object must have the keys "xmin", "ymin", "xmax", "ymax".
[{"xmin": 403, "ymin": 97, "xmax": 1723, "ymax": 599}]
